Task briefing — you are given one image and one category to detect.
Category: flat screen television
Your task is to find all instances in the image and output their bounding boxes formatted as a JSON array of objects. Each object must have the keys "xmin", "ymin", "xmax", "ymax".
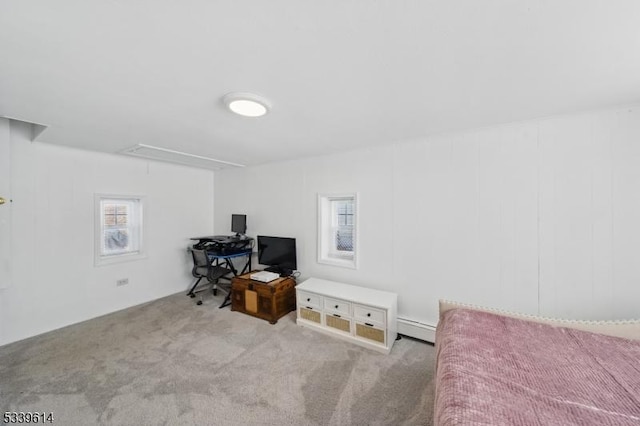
[
  {"xmin": 231, "ymin": 214, "xmax": 247, "ymax": 235},
  {"xmin": 257, "ymin": 235, "xmax": 297, "ymax": 276}
]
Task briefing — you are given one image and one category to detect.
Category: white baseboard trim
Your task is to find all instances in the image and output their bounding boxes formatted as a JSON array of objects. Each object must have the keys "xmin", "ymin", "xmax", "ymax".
[{"xmin": 397, "ymin": 317, "xmax": 436, "ymax": 343}]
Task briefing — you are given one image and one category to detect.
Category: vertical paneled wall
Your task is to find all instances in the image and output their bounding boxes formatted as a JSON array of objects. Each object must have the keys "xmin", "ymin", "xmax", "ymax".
[
  {"xmin": 215, "ymin": 105, "xmax": 640, "ymax": 327},
  {"xmin": 0, "ymin": 118, "xmax": 215, "ymax": 346},
  {"xmin": 392, "ymin": 123, "xmax": 541, "ymax": 323},
  {"xmin": 538, "ymin": 108, "xmax": 640, "ymax": 318}
]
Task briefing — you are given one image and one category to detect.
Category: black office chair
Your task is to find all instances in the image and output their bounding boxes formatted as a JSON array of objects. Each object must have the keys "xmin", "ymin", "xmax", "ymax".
[{"xmin": 186, "ymin": 249, "xmax": 232, "ymax": 306}]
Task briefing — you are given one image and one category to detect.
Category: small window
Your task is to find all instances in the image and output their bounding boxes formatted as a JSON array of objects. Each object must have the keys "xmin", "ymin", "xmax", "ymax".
[
  {"xmin": 95, "ymin": 195, "xmax": 145, "ymax": 266},
  {"xmin": 318, "ymin": 193, "xmax": 358, "ymax": 269}
]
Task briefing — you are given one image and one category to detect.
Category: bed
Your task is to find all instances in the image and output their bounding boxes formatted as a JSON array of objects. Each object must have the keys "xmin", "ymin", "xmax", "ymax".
[{"xmin": 434, "ymin": 300, "xmax": 640, "ymax": 426}]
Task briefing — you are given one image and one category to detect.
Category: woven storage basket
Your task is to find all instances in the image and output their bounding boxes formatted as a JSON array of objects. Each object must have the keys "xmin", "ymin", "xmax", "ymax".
[
  {"xmin": 300, "ymin": 308, "xmax": 321, "ymax": 324},
  {"xmin": 356, "ymin": 323, "xmax": 385, "ymax": 344},
  {"xmin": 326, "ymin": 315, "xmax": 351, "ymax": 332}
]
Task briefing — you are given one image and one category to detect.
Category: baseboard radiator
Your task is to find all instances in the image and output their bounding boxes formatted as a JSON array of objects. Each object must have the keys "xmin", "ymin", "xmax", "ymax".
[{"xmin": 397, "ymin": 317, "xmax": 436, "ymax": 343}]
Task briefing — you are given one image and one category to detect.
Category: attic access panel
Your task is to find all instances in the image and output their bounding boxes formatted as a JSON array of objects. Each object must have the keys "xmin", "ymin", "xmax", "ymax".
[{"xmin": 120, "ymin": 144, "xmax": 244, "ymax": 170}]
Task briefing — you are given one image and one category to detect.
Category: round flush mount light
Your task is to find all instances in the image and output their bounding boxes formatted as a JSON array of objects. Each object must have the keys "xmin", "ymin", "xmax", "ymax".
[{"xmin": 223, "ymin": 92, "xmax": 271, "ymax": 117}]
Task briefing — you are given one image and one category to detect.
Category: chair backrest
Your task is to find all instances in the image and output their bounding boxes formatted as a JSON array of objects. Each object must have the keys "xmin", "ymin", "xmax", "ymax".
[{"xmin": 191, "ymin": 249, "xmax": 210, "ymax": 268}]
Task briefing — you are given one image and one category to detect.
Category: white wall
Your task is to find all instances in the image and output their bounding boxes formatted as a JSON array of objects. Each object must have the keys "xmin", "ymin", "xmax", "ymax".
[
  {"xmin": 0, "ymin": 118, "xmax": 214, "ymax": 346},
  {"xmin": 214, "ymin": 105, "xmax": 640, "ymax": 330}
]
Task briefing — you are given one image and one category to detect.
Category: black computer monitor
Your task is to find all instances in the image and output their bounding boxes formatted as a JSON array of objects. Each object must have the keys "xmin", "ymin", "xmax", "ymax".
[
  {"xmin": 257, "ymin": 236, "xmax": 297, "ymax": 276},
  {"xmin": 231, "ymin": 214, "xmax": 247, "ymax": 235}
]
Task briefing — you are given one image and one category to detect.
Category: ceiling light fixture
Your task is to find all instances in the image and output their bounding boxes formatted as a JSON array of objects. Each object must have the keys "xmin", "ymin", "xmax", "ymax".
[{"xmin": 223, "ymin": 92, "xmax": 271, "ymax": 117}]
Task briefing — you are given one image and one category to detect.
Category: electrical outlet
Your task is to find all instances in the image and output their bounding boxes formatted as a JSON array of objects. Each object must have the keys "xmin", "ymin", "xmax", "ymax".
[{"xmin": 116, "ymin": 278, "xmax": 129, "ymax": 286}]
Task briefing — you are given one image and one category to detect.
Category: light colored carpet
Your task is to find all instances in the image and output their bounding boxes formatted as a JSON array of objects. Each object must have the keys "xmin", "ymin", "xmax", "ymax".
[{"xmin": 0, "ymin": 290, "xmax": 435, "ymax": 425}]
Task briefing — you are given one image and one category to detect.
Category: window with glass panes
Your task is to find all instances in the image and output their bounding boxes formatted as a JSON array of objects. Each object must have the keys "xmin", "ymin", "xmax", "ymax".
[
  {"xmin": 103, "ymin": 202, "xmax": 130, "ymax": 254},
  {"xmin": 97, "ymin": 197, "xmax": 143, "ymax": 260},
  {"xmin": 318, "ymin": 193, "xmax": 357, "ymax": 269},
  {"xmin": 332, "ymin": 199, "xmax": 354, "ymax": 253}
]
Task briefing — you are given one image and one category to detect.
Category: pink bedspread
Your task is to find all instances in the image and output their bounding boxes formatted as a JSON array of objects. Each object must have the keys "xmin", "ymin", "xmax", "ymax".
[{"xmin": 434, "ymin": 309, "xmax": 640, "ymax": 426}]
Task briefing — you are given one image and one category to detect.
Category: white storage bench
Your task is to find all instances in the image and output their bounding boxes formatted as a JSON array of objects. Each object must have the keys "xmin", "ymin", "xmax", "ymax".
[{"xmin": 296, "ymin": 277, "xmax": 398, "ymax": 354}]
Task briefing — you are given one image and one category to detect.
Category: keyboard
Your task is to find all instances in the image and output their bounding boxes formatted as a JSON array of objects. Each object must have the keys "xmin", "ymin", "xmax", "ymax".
[
  {"xmin": 250, "ymin": 271, "xmax": 281, "ymax": 283},
  {"xmin": 211, "ymin": 235, "xmax": 234, "ymax": 241}
]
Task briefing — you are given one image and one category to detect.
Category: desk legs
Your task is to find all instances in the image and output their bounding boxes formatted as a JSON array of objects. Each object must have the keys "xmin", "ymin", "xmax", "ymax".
[
  {"xmin": 192, "ymin": 251, "xmax": 252, "ymax": 308},
  {"xmin": 216, "ymin": 255, "xmax": 252, "ymax": 309},
  {"xmin": 240, "ymin": 255, "xmax": 252, "ymax": 275},
  {"xmin": 219, "ymin": 289, "xmax": 232, "ymax": 309},
  {"xmin": 186, "ymin": 277, "xmax": 204, "ymax": 298}
]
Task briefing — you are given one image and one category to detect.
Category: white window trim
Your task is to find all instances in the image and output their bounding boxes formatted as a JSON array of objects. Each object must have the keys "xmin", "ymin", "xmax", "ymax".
[
  {"xmin": 94, "ymin": 194, "xmax": 147, "ymax": 266},
  {"xmin": 317, "ymin": 193, "xmax": 358, "ymax": 269}
]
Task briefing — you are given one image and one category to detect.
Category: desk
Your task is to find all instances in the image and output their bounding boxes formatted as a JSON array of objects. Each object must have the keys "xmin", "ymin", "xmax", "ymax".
[
  {"xmin": 207, "ymin": 248, "xmax": 253, "ymax": 277},
  {"xmin": 208, "ymin": 248, "xmax": 253, "ymax": 308},
  {"xmin": 190, "ymin": 235, "xmax": 253, "ymax": 252},
  {"xmin": 188, "ymin": 235, "xmax": 254, "ymax": 308}
]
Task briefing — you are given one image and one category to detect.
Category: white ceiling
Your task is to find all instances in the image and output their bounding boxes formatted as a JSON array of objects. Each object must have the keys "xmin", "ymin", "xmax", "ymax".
[{"xmin": 1, "ymin": 1, "xmax": 640, "ymax": 168}]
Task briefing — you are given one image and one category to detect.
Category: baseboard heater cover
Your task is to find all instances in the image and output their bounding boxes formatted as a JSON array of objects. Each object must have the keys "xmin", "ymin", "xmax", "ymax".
[{"xmin": 397, "ymin": 317, "xmax": 436, "ymax": 343}]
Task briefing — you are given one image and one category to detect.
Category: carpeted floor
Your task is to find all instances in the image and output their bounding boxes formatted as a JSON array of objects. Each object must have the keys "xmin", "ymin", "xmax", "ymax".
[{"xmin": 0, "ymin": 290, "xmax": 436, "ymax": 425}]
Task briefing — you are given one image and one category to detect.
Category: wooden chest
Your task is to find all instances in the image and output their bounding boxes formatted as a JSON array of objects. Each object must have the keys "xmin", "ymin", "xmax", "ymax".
[{"xmin": 231, "ymin": 272, "xmax": 296, "ymax": 324}]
